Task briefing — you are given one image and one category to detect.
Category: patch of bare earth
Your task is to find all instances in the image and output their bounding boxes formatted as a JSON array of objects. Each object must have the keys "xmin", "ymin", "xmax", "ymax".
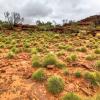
[{"xmin": 0, "ymin": 50, "xmax": 100, "ymax": 100}]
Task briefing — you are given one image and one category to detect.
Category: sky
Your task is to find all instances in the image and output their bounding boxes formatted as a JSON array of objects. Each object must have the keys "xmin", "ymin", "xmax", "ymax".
[{"xmin": 0, "ymin": 0, "xmax": 100, "ymax": 24}]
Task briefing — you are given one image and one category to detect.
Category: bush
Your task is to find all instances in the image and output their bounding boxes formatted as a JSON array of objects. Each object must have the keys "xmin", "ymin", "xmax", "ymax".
[
  {"xmin": 66, "ymin": 45, "xmax": 74, "ymax": 51},
  {"xmin": 31, "ymin": 48, "xmax": 38, "ymax": 54},
  {"xmin": 59, "ymin": 45, "xmax": 73, "ymax": 51},
  {"xmin": 0, "ymin": 42, "xmax": 5, "ymax": 48},
  {"xmin": 32, "ymin": 68, "xmax": 46, "ymax": 81},
  {"xmin": 67, "ymin": 54, "xmax": 77, "ymax": 62},
  {"xmin": 32, "ymin": 54, "xmax": 42, "ymax": 67},
  {"xmin": 76, "ymin": 47, "xmax": 87, "ymax": 52},
  {"xmin": 95, "ymin": 49, "xmax": 100, "ymax": 54},
  {"xmin": 75, "ymin": 71, "xmax": 82, "ymax": 78},
  {"xmin": 47, "ymin": 75, "xmax": 64, "ymax": 94},
  {"xmin": 56, "ymin": 50, "xmax": 65, "ymax": 56},
  {"xmin": 11, "ymin": 46, "xmax": 19, "ymax": 53},
  {"xmin": 62, "ymin": 92, "xmax": 81, "ymax": 100},
  {"xmin": 43, "ymin": 53, "xmax": 57, "ymax": 67},
  {"xmin": 95, "ymin": 61, "xmax": 100, "ymax": 71},
  {"xmin": 86, "ymin": 54, "xmax": 96, "ymax": 61},
  {"xmin": 84, "ymin": 72, "xmax": 100, "ymax": 85},
  {"xmin": 7, "ymin": 51, "xmax": 15, "ymax": 59},
  {"xmin": 63, "ymin": 68, "xmax": 69, "ymax": 76},
  {"xmin": 55, "ymin": 61, "xmax": 66, "ymax": 69},
  {"xmin": 24, "ymin": 42, "xmax": 30, "ymax": 48}
]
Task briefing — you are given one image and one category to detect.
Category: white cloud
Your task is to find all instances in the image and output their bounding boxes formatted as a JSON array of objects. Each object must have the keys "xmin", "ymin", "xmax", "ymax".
[{"xmin": 0, "ymin": 0, "xmax": 100, "ymax": 24}]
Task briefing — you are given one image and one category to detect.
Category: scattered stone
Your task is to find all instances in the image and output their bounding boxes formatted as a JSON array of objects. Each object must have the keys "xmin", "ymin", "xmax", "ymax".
[{"xmin": 47, "ymin": 65, "xmax": 55, "ymax": 69}]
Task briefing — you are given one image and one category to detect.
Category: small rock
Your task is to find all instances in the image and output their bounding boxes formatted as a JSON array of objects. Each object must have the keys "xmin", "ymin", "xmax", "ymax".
[{"xmin": 47, "ymin": 65, "xmax": 55, "ymax": 69}]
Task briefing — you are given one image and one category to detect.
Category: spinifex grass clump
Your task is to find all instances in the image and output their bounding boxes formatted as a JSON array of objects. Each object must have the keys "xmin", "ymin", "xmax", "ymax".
[
  {"xmin": 11, "ymin": 46, "xmax": 20, "ymax": 54},
  {"xmin": 56, "ymin": 61, "xmax": 66, "ymax": 69},
  {"xmin": 62, "ymin": 92, "xmax": 81, "ymax": 100},
  {"xmin": 86, "ymin": 54, "xmax": 96, "ymax": 61},
  {"xmin": 84, "ymin": 72, "xmax": 100, "ymax": 85},
  {"xmin": 75, "ymin": 71, "xmax": 82, "ymax": 78},
  {"xmin": 56, "ymin": 50, "xmax": 65, "ymax": 56},
  {"xmin": 23, "ymin": 41, "xmax": 30, "ymax": 48},
  {"xmin": 94, "ymin": 49, "xmax": 100, "ymax": 54},
  {"xmin": 63, "ymin": 68, "xmax": 69, "ymax": 76},
  {"xmin": 32, "ymin": 68, "xmax": 46, "ymax": 81},
  {"xmin": 67, "ymin": 53, "xmax": 77, "ymax": 62},
  {"xmin": 95, "ymin": 61, "xmax": 100, "ymax": 71},
  {"xmin": 31, "ymin": 48, "xmax": 38, "ymax": 54},
  {"xmin": 0, "ymin": 42, "xmax": 5, "ymax": 48},
  {"xmin": 32, "ymin": 54, "xmax": 42, "ymax": 67},
  {"xmin": 43, "ymin": 52, "xmax": 66, "ymax": 69},
  {"xmin": 43, "ymin": 53, "xmax": 57, "ymax": 67},
  {"xmin": 59, "ymin": 44, "xmax": 73, "ymax": 51},
  {"xmin": 76, "ymin": 47, "xmax": 87, "ymax": 52},
  {"xmin": 47, "ymin": 75, "xmax": 64, "ymax": 94},
  {"xmin": 7, "ymin": 51, "xmax": 15, "ymax": 59}
]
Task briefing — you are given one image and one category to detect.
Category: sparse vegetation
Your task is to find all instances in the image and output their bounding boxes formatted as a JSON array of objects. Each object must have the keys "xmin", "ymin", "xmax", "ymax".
[
  {"xmin": 55, "ymin": 61, "xmax": 66, "ymax": 69},
  {"xmin": 63, "ymin": 68, "xmax": 69, "ymax": 75},
  {"xmin": 76, "ymin": 47, "xmax": 87, "ymax": 52},
  {"xmin": 47, "ymin": 75, "xmax": 64, "ymax": 94},
  {"xmin": 67, "ymin": 53, "xmax": 77, "ymax": 62},
  {"xmin": 32, "ymin": 54, "xmax": 42, "ymax": 67},
  {"xmin": 7, "ymin": 51, "xmax": 15, "ymax": 59},
  {"xmin": 43, "ymin": 53, "xmax": 57, "ymax": 67},
  {"xmin": 31, "ymin": 48, "xmax": 38, "ymax": 54},
  {"xmin": 62, "ymin": 92, "xmax": 81, "ymax": 100},
  {"xmin": 75, "ymin": 71, "xmax": 82, "ymax": 78},
  {"xmin": 95, "ymin": 61, "xmax": 100, "ymax": 71},
  {"xmin": 0, "ymin": 13, "xmax": 100, "ymax": 99},
  {"xmin": 95, "ymin": 49, "xmax": 100, "ymax": 54},
  {"xmin": 86, "ymin": 54, "xmax": 96, "ymax": 61},
  {"xmin": 32, "ymin": 68, "xmax": 46, "ymax": 81},
  {"xmin": 84, "ymin": 72, "xmax": 100, "ymax": 85}
]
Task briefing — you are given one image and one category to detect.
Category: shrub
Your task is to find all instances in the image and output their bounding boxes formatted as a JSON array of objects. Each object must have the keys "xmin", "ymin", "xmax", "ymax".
[
  {"xmin": 47, "ymin": 75, "xmax": 64, "ymax": 94},
  {"xmin": 32, "ymin": 54, "xmax": 42, "ymax": 67},
  {"xmin": 67, "ymin": 54, "xmax": 77, "ymax": 62},
  {"xmin": 0, "ymin": 42, "xmax": 5, "ymax": 48},
  {"xmin": 55, "ymin": 61, "xmax": 66, "ymax": 69},
  {"xmin": 59, "ymin": 45, "xmax": 67, "ymax": 50},
  {"xmin": 63, "ymin": 68, "xmax": 69, "ymax": 76},
  {"xmin": 76, "ymin": 47, "xmax": 87, "ymax": 52},
  {"xmin": 32, "ymin": 68, "xmax": 46, "ymax": 81},
  {"xmin": 75, "ymin": 71, "xmax": 82, "ymax": 78},
  {"xmin": 59, "ymin": 45, "xmax": 73, "ymax": 51},
  {"xmin": 11, "ymin": 46, "xmax": 19, "ymax": 53},
  {"xmin": 95, "ymin": 72, "xmax": 100, "ymax": 84},
  {"xmin": 24, "ymin": 42, "xmax": 30, "ymax": 48},
  {"xmin": 84, "ymin": 72, "xmax": 100, "ymax": 85},
  {"xmin": 95, "ymin": 49, "xmax": 100, "ymax": 54},
  {"xmin": 7, "ymin": 51, "xmax": 15, "ymax": 59},
  {"xmin": 43, "ymin": 53, "xmax": 57, "ymax": 67},
  {"xmin": 62, "ymin": 92, "xmax": 81, "ymax": 100},
  {"xmin": 95, "ymin": 61, "xmax": 100, "ymax": 71},
  {"xmin": 86, "ymin": 54, "xmax": 96, "ymax": 61},
  {"xmin": 56, "ymin": 50, "xmax": 65, "ymax": 56},
  {"xmin": 66, "ymin": 45, "xmax": 73, "ymax": 51},
  {"xmin": 31, "ymin": 48, "xmax": 38, "ymax": 54}
]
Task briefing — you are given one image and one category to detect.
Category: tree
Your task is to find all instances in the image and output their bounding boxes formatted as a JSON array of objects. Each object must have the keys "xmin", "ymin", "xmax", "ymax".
[
  {"xmin": 4, "ymin": 11, "xmax": 24, "ymax": 29},
  {"xmin": 62, "ymin": 19, "xmax": 68, "ymax": 25}
]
